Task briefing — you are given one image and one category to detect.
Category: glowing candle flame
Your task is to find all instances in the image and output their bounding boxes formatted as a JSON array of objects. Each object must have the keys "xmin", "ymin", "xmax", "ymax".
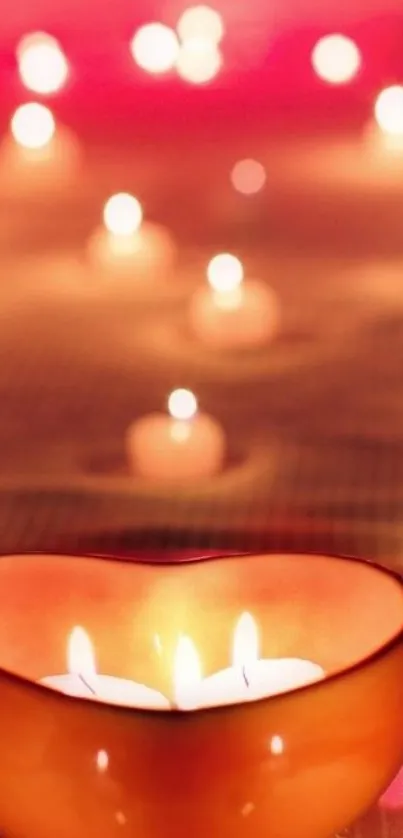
[
  {"xmin": 232, "ymin": 612, "xmax": 259, "ymax": 672},
  {"xmin": 207, "ymin": 253, "xmax": 244, "ymax": 294},
  {"xmin": 103, "ymin": 193, "xmax": 143, "ymax": 237},
  {"xmin": 11, "ymin": 103, "xmax": 55, "ymax": 150},
  {"xmin": 177, "ymin": 6, "xmax": 224, "ymax": 45},
  {"xmin": 68, "ymin": 626, "xmax": 97, "ymax": 678},
  {"xmin": 374, "ymin": 86, "xmax": 403, "ymax": 137},
  {"xmin": 17, "ymin": 32, "xmax": 69, "ymax": 95},
  {"xmin": 168, "ymin": 388, "xmax": 198, "ymax": 421},
  {"xmin": 311, "ymin": 34, "xmax": 361, "ymax": 85},
  {"xmin": 173, "ymin": 635, "xmax": 203, "ymax": 709}
]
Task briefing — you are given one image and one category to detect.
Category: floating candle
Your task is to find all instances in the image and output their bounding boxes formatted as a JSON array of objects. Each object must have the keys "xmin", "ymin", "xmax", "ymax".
[
  {"xmin": 87, "ymin": 192, "xmax": 175, "ymax": 285},
  {"xmin": 174, "ymin": 612, "xmax": 324, "ymax": 710},
  {"xmin": 11, "ymin": 102, "xmax": 55, "ymax": 150},
  {"xmin": 40, "ymin": 626, "xmax": 170, "ymax": 709},
  {"xmin": 126, "ymin": 388, "xmax": 226, "ymax": 481},
  {"xmin": 189, "ymin": 253, "xmax": 279, "ymax": 349}
]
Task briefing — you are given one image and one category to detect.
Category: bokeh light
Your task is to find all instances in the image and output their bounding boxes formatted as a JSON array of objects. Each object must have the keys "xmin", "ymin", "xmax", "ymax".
[
  {"xmin": 311, "ymin": 34, "xmax": 361, "ymax": 85},
  {"xmin": 177, "ymin": 6, "xmax": 224, "ymax": 45},
  {"xmin": 168, "ymin": 389, "xmax": 198, "ymax": 421},
  {"xmin": 17, "ymin": 32, "xmax": 69, "ymax": 95},
  {"xmin": 374, "ymin": 86, "xmax": 403, "ymax": 136},
  {"xmin": 103, "ymin": 193, "xmax": 143, "ymax": 236},
  {"xmin": 11, "ymin": 102, "xmax": 56, "ymax": 149},
  {"xmin": 176, "ymin": 38, "xmax": 222, "ymax": 84},
  {"xmin": 231, "ymin": 159, "xmax": 266, "ymax": 195},
  {"xmin": 207, "ymin": 253, "xmax": 244, "ymax": 293},
  {"xmin": 130, "ymin": 23, "xmax": 179, "ymax": 75}
]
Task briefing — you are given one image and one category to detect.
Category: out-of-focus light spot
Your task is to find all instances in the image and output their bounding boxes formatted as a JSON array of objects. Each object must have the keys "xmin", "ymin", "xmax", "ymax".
[
  {"xmin": 231, "ymin": 159, "xmax": 266, "ymax": 195},
  {"xmin": 17, "ymin": 32, "xmax": 69, "ymax": 95},
  {"xmin": 374, "ymin": 86, "xmax": 403, "ymax": 136},
  {"xmin": 207, "ymin": 253, "xmax": 244, "ymax": 293},
  {"xmin": 168, "ymin": 389, "xmax": 198, "ymax": 421},
  {"xmin": 11, "ymin": 103, "xmax": 55, "ymax": 149},
  {"xmin": 130, "ymin": 23, "xmax": 179, "ymax": 75},
  {"xmin": 103, "ymin": 193, "xmax": 143, "ymax": 236},
  {"xmin": 176, "ymin": 37, "xmax": 222, "ymax": 84},
  {"xmin": 177, "ymin": 6, "xmax": 224, "ymax": 45},
  {"xmin": 269, "ymin": 735, "xmax": 285, "ymax": 756},
  {"xmin": 96, "ymin": 749, "xmax": 109, "ymax": 772},
  {"xmin": 115, "ymin": 811, "xmax": 127, "ymax": 826},
  {"xmin": 311, "ymin": 34, "xmax": 361, "ymax": 85}
]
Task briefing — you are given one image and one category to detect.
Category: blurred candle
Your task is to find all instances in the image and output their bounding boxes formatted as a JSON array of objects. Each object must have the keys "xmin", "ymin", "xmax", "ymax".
[
  {"xmin": 174, "ymin": 613, "xmax": 324, "ymax": 710},
  {"xmin": 130, "ymin": 23, "xmax": 179, "ymax": 75},
  {"xmin": 177, "ymin": 6, "xmax": 224, "ymax": 44},
  {"xmin": 189, "ymin": 253, "xmax": 279, "ymax": 349},
  {"xmin": 87, "ymin": 192, "xmax": 175, "ymax": 284},
  {"xmin": 17, "ymin": 32, "xmax": 69, "ymax": 95},
  {"xmin": 126, "ymin": 388, "xmax": 226, "ymax": 482},
  {"xmin": 311, "ymin": 34, "xmax": 361, "ymax": 85}
]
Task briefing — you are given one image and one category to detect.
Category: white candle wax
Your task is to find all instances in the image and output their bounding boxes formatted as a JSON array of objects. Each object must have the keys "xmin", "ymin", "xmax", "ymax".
[
  {"xmin": 126, "ymin": 388, "xmax": 226, "ymax": 482},
  {"xmin": 189, "ymin": 254, "xmax": 279, "ymax": 350},
  {"xmin": 87, "ymin": 192, "xmax": 175, "ymax": 285},
  {"xmin": 39, "ymin": 626, "xmax": 170, "ymax": 710},
  {"xmin": 174, "ymin": 613, "xmax": 324, "ymax": 710},
  {"xmin": 40, "ymin": 673, "xmax": 170, "ymax": 709}
]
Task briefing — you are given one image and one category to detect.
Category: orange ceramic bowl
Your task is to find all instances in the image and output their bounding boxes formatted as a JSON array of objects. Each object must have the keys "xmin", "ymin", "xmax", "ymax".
[{"xmin": 0, "ymin": 551, "xmax": 402, "ymax": 838}]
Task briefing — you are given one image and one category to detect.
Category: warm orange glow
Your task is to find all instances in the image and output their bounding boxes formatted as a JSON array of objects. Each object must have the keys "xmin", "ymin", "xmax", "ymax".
[
  {"xmin": 311, "ymin": 34, "xmax": 361, "ymax": 85},
  {"xmin": 173, "ymin": 636, "xmax": 202, "ymax": 708},
  {"xmin": 68, "ymin": 626, "xmax": 97, "ymax": 676},
  {"xmin": 374, "ymin": 86, "xmax": 403, "ymax": 136},
  {"xmin": 231, "ymin": 159, "xmax": 266, "ymax": 195},
  {"xmin": 103, "ymin": 193, "xmax": 143, "ymax": 236},
  {"xmin": 177, "ymin": 6, "xmax": 224, "ymax": 44},
  {"xmin": 232, "ymin": 612, "xmax": 259, "ymax": 670},
  {"xmin": 11, "ymin": 102, "xmax": 55, "ymax": 149},
  {"xmin": 17, "ymin": 32, "xmax": 69, "ymax": 95},
  {"xmin": 130, "ymin": 23, "xmax": 179, "ymax": 75},
  {"xmin": 176, "ymin": 38, "xmax": 222, "ymax": 84},
  {"xmin": 207, "ymin": 253, "xmax": 244, "ymax": 293},
  {"xmin": 96, "ymin": 749, "xmax": 109, "ymax": 772},
  {"xmin": 168, "ymin": 389, "xmax": 198, "ymax": 421}
]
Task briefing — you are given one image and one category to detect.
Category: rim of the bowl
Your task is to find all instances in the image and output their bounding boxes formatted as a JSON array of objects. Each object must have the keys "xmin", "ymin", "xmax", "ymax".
[{"xmin": 0, "ymin": 549, "xmax": 402, "ymax": 718}]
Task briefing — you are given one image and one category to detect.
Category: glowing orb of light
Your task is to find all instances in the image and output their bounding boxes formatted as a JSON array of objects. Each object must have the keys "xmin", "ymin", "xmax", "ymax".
[
  {"xmin": 11, "ymin": 102, "xmax": 56, "ymax": 149},
  {"xmin": 17, "ymin": 32, "xmax": 69, "ymax": 95},
  {"xmin": 103, "ymin": 193, "xmax": 143, "ymax": 237},
  {"xmin": 130, "ymin": 23, "xmax": 179, "ymax": 75},
  {"xmin": 374, "ymin": 86, "xmax": 403, "ymax": 136},
  {"xmin": 168, "ymin": 389, "xmax": 198, "ymax": 421},
  {"xmin": 207, "ymin": 253, "xmax": 244, "ymax": 293},
  {"xmin": 177, "ymin": 6, "xmax": 224, "ymax": 45},
  {"xmin": 176, "ymin": 37, "xmax": 222, "ymax": 84},
  {"xmin": 311, "ymin": 34, "xmax": 361, "ymax": 85},
  {"xmin": 230, "ymin": 159, "xmax": 266, "ymax": 195}
]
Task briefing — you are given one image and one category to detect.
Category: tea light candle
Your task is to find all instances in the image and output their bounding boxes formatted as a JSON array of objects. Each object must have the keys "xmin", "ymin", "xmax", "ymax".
[
  {"xmin": 189, "ymin": 254, "xmax": 280, "ymax": 349},
  {"xmin": 40, "ymin": 626, "xmax": 170, "ymax": 709},
  {"xmin": 126, "ymin": 388, "xmax": 226, "ymax": 481},
  {"xmin": 87, "ymin": 192, "xmax": 175, "ymax": 284},
  {"xmin": 174, "ymin": 612, "xmax": 324, "ymax": 710}
]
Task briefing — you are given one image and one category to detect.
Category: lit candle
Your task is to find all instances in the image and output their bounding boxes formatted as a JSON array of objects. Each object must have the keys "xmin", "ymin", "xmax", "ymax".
[
  {"xmin": 189, "ymin": 253, "xmax": 280, "ymax": 349},
  {"xmin": 174, "ymin": 612, "xmax": 324, "ymax": 710},
  {"xmin": 87, "ymin": 192, "xmax": 175, "ymax": 286},
  {"xmin": 40, "ymin": 626, "xmax": 170, "ymax": 709},
  {"xmin": 126, "ymin": 388, "xmax": 226, "ymax": 481},
  {"xmin": 0, "ymin": 103, "xmax": 79, "ymax": 199}
]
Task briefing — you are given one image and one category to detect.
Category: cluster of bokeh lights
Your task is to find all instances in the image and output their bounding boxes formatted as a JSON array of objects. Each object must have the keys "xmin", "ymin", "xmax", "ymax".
[
  {"xmin": 7, "ymin": 13, "xmax": 403, "ymax": 150},
  {"xmin": 130, "ymin": 6, "xmax": 224, "ymax": 83}
]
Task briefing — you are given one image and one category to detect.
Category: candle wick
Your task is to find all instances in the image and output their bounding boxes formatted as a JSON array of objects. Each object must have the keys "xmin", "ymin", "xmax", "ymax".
[
  {"xmin": 242, "ymin": 666, "xmax": 250, "ymax": 688},
  {"xmin": 79, "ymin": 674, "xmax": 97, "ymax": 696}
]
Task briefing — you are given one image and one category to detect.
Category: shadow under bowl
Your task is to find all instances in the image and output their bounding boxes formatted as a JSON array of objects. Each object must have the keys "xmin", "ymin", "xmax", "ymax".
[{"xmin": 0, "ymin": 551, "xmax": 401, "ymax": 838}]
